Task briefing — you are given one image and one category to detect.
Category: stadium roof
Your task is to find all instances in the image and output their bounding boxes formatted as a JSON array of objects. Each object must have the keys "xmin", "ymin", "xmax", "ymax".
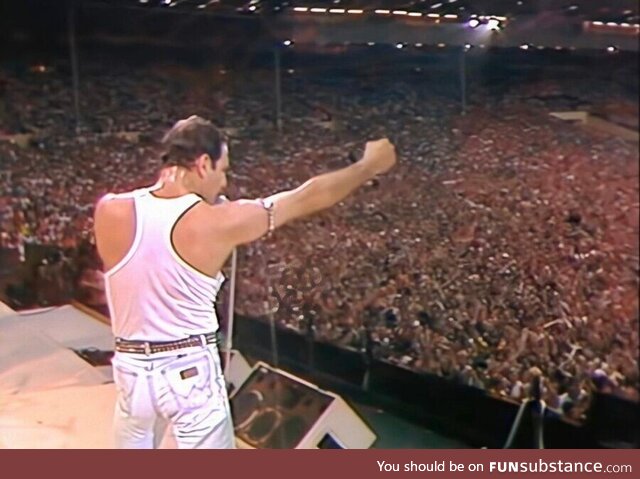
[
  {"xmin": 4, "ymin": 1, "xmax": 638, "ymax": 52},
  {"xmin": 85, "ymin": 0, "xmax": 639, "ymax": 24}
]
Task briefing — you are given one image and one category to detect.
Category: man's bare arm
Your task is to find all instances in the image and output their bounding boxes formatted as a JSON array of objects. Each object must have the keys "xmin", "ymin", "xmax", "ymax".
[{"xmin": 221, "ymin": 138, "xmax": 396, "ymax": 245}]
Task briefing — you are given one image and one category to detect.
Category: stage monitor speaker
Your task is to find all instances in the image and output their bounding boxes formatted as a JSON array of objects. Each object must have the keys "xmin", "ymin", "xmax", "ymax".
[
  {"xmin": 221, "ymin": 349, "xmax": 253, "ymax": 395},
  {"xmin": 230, "ymin": 361, "xmax": 376, "ymax": 449}
]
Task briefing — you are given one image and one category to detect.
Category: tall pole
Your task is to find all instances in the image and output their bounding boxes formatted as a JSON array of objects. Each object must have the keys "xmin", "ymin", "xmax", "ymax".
[
  {"xmin": 67, "ymin": 1, "xmax": 81, "ymax": 131},
  {"xmin": 459, "ymin": 46, "xmax": 467, "ymax": 115},
  {"xmin": 274, "ymin": 47, "xmax": 282, "ymax": 132},
  {"xmin": 223, "ymin": 247, "xmax": 238, "ymax": 377}
]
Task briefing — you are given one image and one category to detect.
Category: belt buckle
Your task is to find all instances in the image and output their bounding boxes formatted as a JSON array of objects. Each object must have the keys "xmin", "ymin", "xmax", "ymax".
[{"xmin": 144, "ymin": 341, "xmax": 151, "ymax": 356}]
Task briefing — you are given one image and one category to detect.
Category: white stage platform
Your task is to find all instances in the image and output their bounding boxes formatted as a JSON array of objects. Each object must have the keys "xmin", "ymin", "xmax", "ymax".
[
  {"xmin": 0, "ymin": 303, "xmax": 380, "ymax": 449},
  {"xmin": 0, "ymin": 303, "xmax": 116, "ymax": 448}
]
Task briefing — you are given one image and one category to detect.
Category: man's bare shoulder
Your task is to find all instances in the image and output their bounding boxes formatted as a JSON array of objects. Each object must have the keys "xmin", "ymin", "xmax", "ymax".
[
  {"xmin": 188, "ymin": 199, "xmax": 261, "ymax": 226},
  {"xmin": 94, "ymin": 193, "xmax": 135, "ymax": 220},
  {"xmin": 93, "ymin": 193, "xmax": 137, "ymax": 268},
  {"xmin": 182, "ymin": 198, "xmax": 266, "ymax": 245}
]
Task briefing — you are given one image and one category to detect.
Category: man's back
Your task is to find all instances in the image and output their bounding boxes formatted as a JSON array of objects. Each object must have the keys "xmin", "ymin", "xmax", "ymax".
[
  {"xmin": 99, "ymin": 187, "xmax": 225, "ymax": 340},
  {"xmin": 95, "ymin": 189, "xmax": 236, "ymax": 277}
]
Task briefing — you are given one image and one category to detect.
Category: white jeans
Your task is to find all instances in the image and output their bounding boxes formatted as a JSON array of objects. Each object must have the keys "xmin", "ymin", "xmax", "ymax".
[{"xmin": 112, "ymin": 344, "xmax": 235, "ymax": 449}]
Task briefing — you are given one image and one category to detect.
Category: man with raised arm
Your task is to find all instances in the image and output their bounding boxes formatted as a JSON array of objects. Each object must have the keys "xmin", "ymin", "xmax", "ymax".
[{"xmin": 94, "ymin": 115, "xmax": 396, "ymax": 449}]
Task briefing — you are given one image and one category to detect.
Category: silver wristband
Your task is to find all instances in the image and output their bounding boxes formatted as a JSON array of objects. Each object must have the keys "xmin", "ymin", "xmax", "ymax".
[{"xmin": 260, "ymin": 198, "xmax": 275, "ymax": 238}]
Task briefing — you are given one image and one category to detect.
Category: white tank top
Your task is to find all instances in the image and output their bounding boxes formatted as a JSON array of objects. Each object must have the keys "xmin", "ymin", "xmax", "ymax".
[{"xmin": 104, "ymin": 187, "xmax": 225, "ymax": 341}]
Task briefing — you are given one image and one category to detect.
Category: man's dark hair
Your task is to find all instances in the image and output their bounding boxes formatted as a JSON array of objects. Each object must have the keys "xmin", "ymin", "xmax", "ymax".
[{"xmin": 160, "ymin": 115, "xmax": 227, "ymax": 168}]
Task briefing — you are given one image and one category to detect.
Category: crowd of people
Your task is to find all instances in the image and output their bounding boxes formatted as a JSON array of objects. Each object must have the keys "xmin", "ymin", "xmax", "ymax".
[{"xmin": 0, "ymin": 53, "xmax": 637, "ymax": 421}]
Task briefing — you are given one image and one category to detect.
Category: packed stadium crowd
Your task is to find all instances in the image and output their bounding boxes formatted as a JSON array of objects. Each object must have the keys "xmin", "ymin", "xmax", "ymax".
[{"xmin": 0, "ymin": 57, "xmax": 637, "ymax": 420}]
